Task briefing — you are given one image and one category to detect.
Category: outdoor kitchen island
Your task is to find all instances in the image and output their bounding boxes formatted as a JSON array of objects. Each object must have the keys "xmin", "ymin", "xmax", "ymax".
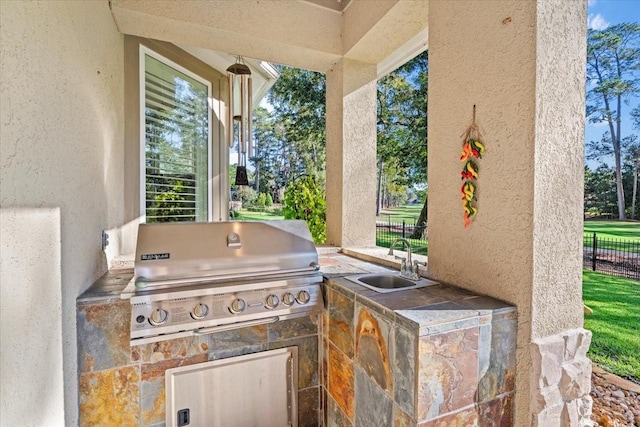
[
  {"xmin": 318, "ymin": 248, "xmax": 516, "ymax": 427},
  {"xmin": 76, "ymin": 247, "xmax": 516, "ymax": 427}
]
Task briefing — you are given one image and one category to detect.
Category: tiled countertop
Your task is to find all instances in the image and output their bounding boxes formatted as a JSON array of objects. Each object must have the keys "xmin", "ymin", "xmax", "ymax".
[
  {"xmin": 78, "ymin": 246, "xmax": 516, "ymax": 334},
  {"xmin": 317, "ymin": 246, "xmax": 516, "ymax": 335}
]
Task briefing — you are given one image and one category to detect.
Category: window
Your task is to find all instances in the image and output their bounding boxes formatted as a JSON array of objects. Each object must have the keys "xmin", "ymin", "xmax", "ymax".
[{"xmin": 140, "ymin": 47, "xmax": 212, "ymax": 222}]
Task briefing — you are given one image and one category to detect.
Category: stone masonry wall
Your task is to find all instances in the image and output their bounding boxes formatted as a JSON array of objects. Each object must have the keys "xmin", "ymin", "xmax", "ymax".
[
  {"xmin": 531, "ymin": 328, "xmax": 593, "ymax": 427},
  {"xmin": 77, "ymin": 293, "xmax": 321, "ymax": 427},
  {"xmin": 323, "ymin": 277, "xmax": 518, "ymax": 427}
]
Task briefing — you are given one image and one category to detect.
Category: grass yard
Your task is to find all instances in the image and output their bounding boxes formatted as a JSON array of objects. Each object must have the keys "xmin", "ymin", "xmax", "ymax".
[
  {"xmin": 378, "ymin": 204, "xmax": 424, "ymax": 223},
  {"xmin": 584, "ymin": 220, "xmax": 640, "ymax": 242},
  {"xmin": 376, "ymin": 231, "xmax": 428, "ymax": 255},
  {"xmin": 583, "ymin": 270, "xmax": 640, "ymax": 383},
  {"xmin": 233, "ymin": 209, "xmax": 284, "ymax": 221}
]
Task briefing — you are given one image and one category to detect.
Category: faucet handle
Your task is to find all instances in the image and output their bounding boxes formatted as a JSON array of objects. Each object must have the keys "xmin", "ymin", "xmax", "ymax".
[
  {"xmin": 395, "ymin": 256, "xmax": 408, "ymax": 274},
  {"xmin": 411, "ymin": 260, "xmax": 426, "ymax": 279}
]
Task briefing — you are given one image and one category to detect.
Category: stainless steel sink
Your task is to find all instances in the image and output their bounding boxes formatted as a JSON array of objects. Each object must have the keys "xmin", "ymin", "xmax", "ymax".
[{"xmin": 344, "ymin": 273, "xmax": 438, "ymax": 294}]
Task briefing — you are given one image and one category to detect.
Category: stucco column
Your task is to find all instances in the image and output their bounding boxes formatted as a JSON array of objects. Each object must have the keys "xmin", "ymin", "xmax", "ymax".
[
  {"xmin": 428, "ymin": 0, "xmax": 588, "ymax": 426},
  {"xmin": 325, "ymin": 59, "xmax": 377, "ymax": 247}
]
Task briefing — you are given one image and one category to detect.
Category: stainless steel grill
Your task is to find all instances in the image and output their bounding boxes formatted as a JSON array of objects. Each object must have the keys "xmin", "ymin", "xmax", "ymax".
[{"xmin": 122, "ymin": 220, "xmax": 323, "ymax": 345}]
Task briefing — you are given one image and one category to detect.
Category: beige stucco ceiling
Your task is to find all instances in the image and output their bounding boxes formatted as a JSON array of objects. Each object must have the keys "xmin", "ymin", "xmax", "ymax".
[{"xmin": 109, "ymin": 0, "xmax": 428, "ymax": 76}]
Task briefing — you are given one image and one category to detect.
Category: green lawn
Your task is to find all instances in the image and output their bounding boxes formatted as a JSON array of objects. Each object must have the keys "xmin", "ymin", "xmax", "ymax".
[
  {"xmin": 376, "ymin": 231, "xmax": 428, "ymax": 255},
  {"xmin": 378, "ymin": 204, "xmax": 424, "ymax": 223},
  {"xmin": 233, "ymin": 209, "xmax": 284, "ymax": 221},
  {"xmin": 584, "ymin": 220, "xmax": 640, "ymax": 242},
  {"xmin": 583, "ymin": 270, "xmax": 640, "ymax": 383}
]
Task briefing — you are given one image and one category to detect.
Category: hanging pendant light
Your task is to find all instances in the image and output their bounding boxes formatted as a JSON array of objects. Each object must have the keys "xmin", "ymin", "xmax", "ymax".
[{"xmin": 227, "ymin": 56, "xmax": 252, "ymax": 186}]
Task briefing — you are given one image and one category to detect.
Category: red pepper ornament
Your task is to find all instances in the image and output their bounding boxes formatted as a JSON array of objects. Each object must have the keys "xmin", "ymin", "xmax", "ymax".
[{"xmin": 459, "ymin": 106, "xmax": 484, "ymax": 227}]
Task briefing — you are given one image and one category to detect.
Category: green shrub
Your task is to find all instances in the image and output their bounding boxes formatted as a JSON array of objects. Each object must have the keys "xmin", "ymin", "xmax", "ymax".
[{"xmin": 283, "ymin": 176, "xmax": 326, "ymax": 244}]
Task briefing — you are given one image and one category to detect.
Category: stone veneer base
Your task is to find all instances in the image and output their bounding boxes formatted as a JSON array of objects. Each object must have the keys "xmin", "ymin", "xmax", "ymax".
[{"xmin": 531, "ymin": 328, "xmax": 594, "ymax": 427}]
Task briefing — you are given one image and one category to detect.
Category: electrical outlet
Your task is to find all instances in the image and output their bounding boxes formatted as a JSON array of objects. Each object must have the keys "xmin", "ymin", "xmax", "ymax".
[{"xmin": 101, "ymin": 230, "xmax": 109, "ymax": 250}]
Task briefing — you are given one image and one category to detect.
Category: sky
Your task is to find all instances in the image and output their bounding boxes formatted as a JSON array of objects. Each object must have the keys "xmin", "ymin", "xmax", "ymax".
[{"xmin": 585, "ymin": 0, "xmax": 640, "ymax": 167}]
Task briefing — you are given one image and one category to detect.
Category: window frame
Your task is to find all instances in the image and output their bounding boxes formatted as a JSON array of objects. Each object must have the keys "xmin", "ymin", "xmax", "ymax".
[
  {"xmin": 139, "ymin": 45, "xmax": 214, "ymax": 223},
  {"xmin": 122, "ymin": 36, "xmax": 229, "ymax": 254}
]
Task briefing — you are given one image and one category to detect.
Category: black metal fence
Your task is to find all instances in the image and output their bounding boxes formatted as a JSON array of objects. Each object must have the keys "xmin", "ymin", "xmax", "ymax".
[
  {"xmin": 583, "ymin": 233, "xmax": 640, "ymax": 281},
  {"xmin": 376, "ymin": 218, "xmax": 428, "ymax": 255}
]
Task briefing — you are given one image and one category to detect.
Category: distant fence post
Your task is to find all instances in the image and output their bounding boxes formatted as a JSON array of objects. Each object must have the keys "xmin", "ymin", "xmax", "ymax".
[
  {"xmin": 402, "ymin": 221, "xmax": 406, "ymax": 238},
  {"xmin": 592, "ymin": 232, "xmax": 597, "ymax": 271}
]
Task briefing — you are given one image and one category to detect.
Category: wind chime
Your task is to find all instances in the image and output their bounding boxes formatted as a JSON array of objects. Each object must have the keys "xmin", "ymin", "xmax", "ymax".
[{"xmin": 227, "ymin": 56, "xmax": 252, "ymax": 186}]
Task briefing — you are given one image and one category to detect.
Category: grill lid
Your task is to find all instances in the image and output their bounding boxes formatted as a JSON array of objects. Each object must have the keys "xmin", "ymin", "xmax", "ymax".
[{"xmin": 133, "ymin": 220, "xmax": 319, "ymax": 289}]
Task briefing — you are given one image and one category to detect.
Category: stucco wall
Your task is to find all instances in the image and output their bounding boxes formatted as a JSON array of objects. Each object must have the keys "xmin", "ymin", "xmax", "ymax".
[
  {"xmin": 428, "ymin": 0, "xmax": 585, "ymax": 425},
  {"xmin": 0, "ymin": 1, "xmax": 124, "ymax": 424},
  {"xmin": 1, "ymin": 209, "xmax": 64, "ymax": 426},
  {"xmin": 326, "ymin": 59, "xmax": 378, "ymax": 247},
  {"xmin": 532, "ymin": 0, "xmax": 586, "ymax": 339}
]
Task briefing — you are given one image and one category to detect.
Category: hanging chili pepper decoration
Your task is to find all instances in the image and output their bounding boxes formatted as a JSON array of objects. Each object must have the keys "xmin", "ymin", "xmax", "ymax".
[{"xmin": 459, "ymin": 105, "xmax": 485, "ymax": 227}]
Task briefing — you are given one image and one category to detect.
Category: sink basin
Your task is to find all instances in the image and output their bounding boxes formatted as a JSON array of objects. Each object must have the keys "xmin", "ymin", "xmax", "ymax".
[{"xmin": 345, "ymin": 273, "xmax": 438, "ymax": 294}]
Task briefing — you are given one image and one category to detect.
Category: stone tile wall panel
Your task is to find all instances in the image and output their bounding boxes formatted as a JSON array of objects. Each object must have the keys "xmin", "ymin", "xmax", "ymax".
[
  {"xmin": 78, "ymin": 295, "xmax": 322, "ymax": 427},
  {"xmin": 477, "ymin": 318, "xmax": 517, "ymax": 402},
  {"xmin": 355, "ymin": 304, "xmax": 393, "ymax": 393},
  {"xmin": 393, "ymin": 325, "xmax": 416, "ymax": 416},
  {"xmin": 270, "ymin": 334, "xmax": 319, "ymax": 389},
  {"xmin": 78, "ymin": 366, "xmax": 140, "ymax": 427},
  {"xmin": 77, "ymin": 300, "xmax": 131, "ymax": 373},
  {"xmin": 323, "ymin": 278, "xmax": 519, "ymax": 427},
  {"xmin": 417, "ymin": 326, "xmax": 479, "ymax": 422},
  {"xmin": 328, "ymin": 287, "xmax": 355, "ymax": 357},
  {"xmin": 416, "ymin": 406, "xmax": 478, "ymax": 427},
  {"xmin": 354, "ymin": 367, "xmax": 393, "ymax": 427},
  {"xmin": 328, "ymin": 342, "xmax": 355, "ymax": 420}
]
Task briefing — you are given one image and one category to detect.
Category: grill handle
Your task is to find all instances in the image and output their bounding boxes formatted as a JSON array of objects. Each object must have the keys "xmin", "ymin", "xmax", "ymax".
[{"xmin": 193, "ymin": 316, "xmax": 280, "ymax": 335}]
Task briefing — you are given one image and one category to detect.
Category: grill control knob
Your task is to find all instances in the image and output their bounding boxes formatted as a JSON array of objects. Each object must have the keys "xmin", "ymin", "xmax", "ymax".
[
  {"xmin": 191, "ymin": 303, "xmax": 209, "ymax": 320},
  {"xmin": 265, "ymin": 294, "xmax": 279, "ymax": 309},
  {"xmin": 229, "ymin": 298, "xmax": 246, "ymax": 314},
  {"xmin": 148, "ymin": 308, "xmax": 168, "ymax": 326},
  {"xmin": 282, "ymin": 293, "xmax": 295, "ymax": 306},
  {"xmin": 296, "ymin": 290, "xmax": 311, "ymax": 305}
]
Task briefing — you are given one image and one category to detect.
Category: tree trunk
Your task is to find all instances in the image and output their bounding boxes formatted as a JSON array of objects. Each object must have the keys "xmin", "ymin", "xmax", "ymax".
[
  {"xmin": 615, "ymin": 92, "xmax": 626, "ymax": 220},
  {"xmin": 600, "ymin": 89, "xmax": 626, "ymax": 220},
  {"xmin": 376, "ymin": 161, "xmax": 383, "ymax": 216},
  {"xmin": 613, "ymin": 141, "xmax": 626, "ymax": 220},
  {"xmin": 632, "ymin": 157, "xmax": 639, "ymax": 220},
  {"xmin": 410, "ymin": 199, "xmax": 428, "ymax": 239}
]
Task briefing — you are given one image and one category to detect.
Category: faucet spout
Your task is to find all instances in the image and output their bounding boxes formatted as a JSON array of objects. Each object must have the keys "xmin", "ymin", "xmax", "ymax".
[
  {"xmin": 389, "ymin": 238, "xmax": 420, "ymax": 280},
  {"xmin": 389, "ymin": 238, "xmax": 413, "ymax": 265}
]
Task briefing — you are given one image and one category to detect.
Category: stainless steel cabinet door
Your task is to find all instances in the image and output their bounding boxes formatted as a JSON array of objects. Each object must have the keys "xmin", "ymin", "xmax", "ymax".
[{"xmin": 166, "ymin": 347, "xmax": 298, "ymax": 427}]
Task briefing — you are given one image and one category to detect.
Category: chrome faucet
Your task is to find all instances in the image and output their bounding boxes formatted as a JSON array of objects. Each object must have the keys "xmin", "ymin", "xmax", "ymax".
[{"xmin": 388, "ymin": 238, "xmax": 423, "ymax": 280}]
